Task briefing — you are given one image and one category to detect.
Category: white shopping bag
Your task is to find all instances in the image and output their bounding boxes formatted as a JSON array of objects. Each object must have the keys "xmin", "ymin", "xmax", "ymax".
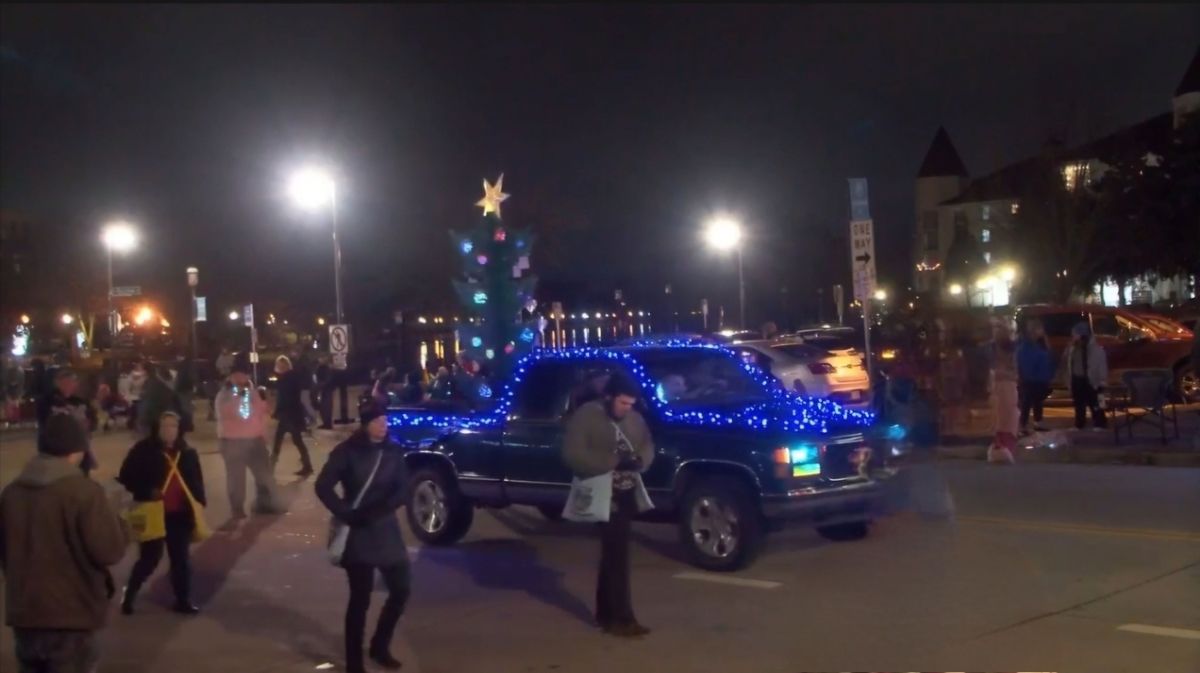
[
  {"xmin": 562, "ymin": 473, "xmax": 613, "ymax": 523},
  {"xmin": 632, "ymin": 474, "xmax": 654, "ymax": 513}
]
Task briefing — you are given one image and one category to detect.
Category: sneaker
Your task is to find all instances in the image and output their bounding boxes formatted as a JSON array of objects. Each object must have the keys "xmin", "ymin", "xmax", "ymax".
[
  {"xmin": 172, "ymin": 602, "xmax": 201, "ymax": 616},
  {"xmin": 605, "ymin": 622, "xmax": 650, "ymax": 638},
  {"xmin": 368, "ymin": 648, "xmax": 403, "ymax": 670}
]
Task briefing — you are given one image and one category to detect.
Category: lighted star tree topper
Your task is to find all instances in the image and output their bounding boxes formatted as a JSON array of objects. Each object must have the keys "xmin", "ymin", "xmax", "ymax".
[{"xmin": 452, "ymin": 174, "xmax": 538, "ymax": 376}]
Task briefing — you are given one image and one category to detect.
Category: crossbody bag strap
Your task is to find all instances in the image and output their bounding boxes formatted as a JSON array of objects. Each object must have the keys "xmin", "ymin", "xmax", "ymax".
[
  {"xmin": 349, "ymin": 449, "xmax": 384, "ymax": 510},
  {"xmin": 162, "ymin": 451, "xmax": 201, "ymax": 503}
]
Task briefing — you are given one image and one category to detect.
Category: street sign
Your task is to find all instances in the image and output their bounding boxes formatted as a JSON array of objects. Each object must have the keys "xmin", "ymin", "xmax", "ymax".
[
  {"xmin": 332, "ymin": 353, "xmax": 348, "ymax": 370},
  {"xmin": 110, "ymin": 285, "xmax": 141, "ymax": 298},
  {"xmin": 243, "ymin": 304, "xmax": 254, "ymax": 327},
  {"xmin": 329, "ymin": 324, "xmax": 350, "ymax": 355},
  {"xmin": 195, "ymin": 296, "xmax": 207, "ymax": 322},
  {"xmin": 849, "ymin": 219, "xmax": 877, "ymax": 302},
  {"xmin": 849, "ymin": 178, "xmax": 871, "ymax": 222}
]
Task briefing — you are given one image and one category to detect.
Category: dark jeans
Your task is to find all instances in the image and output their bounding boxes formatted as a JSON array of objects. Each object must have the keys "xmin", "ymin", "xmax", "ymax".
[
  {"xmin": 596, "ymin": 488, "xmax": 637, "ymax": 627},
  {"xmin": 344, "ymin": 563, "xmax": 411, "ymax": 671},
  {"xmin": 1071, "ymin": 376, "xmax": 1107, "ymax": 429},
  {"xmin": 125, "ymin": 511, "xmax": 193, "ymax": 605},
  {"xmin": 13, "ymin": 628, "xmax": 98, "ymax": 673},
  {"xmin": 1018, "ymin": 381, "xmax": 1050, "ymax": 428},
  {"xmin": 271, "ymin": 418, "xmax": 313, "ymax": 471},
  {"xmin": 319, "ymin": 386, "xmax": 335, "ymax": 428}
]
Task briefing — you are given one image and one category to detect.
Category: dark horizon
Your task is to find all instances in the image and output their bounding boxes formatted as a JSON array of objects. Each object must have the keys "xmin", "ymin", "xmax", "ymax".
[{"xmin": 3, "ymin": 4, "xmax": 1197, "ymax": 327}]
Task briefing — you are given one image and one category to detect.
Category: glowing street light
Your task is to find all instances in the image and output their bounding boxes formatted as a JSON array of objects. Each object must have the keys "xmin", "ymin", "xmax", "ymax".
[
  {"xmin": 949, "ymin": 283, "xmax": 964, "ymax": 296},
  {"xmin": 19, "ymin": 314, "xmax": 30, "ymax": 325},
  {"xmin": 1000, "ymin": 265, "xmax": 1017, "ymax": 283},
  {"xmin": 228, "ymin": 310, "xmax": 240, "ymax": 321},
  {"xmin": 702, "ymin": 215, "xmax": 746, "ymax": 329},
  {"xmin": 101, "ymin": 220, "xmax": 139, "ymax": 336},
  {"xmin": 287, "ymin": 165, "xmax": 344, "ymax": 325},
  {"xmin": 873, "ymin": 289, "xmax": 888, "ymax": 302},
  {"xmin": 61, "ymin": 313, "xmax": 74, "ymax": 325}
]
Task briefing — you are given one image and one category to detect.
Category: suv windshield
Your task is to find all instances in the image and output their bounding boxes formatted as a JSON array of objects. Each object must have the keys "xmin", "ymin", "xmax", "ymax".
[{"xmin": 634, "ymin": 349, "xmax": 775, "ymax": 407}]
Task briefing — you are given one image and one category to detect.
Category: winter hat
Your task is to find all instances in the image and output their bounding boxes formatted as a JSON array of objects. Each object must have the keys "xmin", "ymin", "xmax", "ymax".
[
  {"xmin": 360, "ymin": 400, "xmax": 388, "ymax": 426},
  {"xmin": 40, "ymin": 414, "xmax": 90, "ymax": 457},
  {"xmin": 1072, "ymin": 322, "xmax": 1091, "ymax": 338},
  {"xmin": 231, "ymin": 352, "xmax": 253, "ymax": 375}
]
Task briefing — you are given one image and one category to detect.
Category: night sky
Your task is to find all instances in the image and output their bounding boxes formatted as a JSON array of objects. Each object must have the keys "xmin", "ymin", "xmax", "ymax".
[{"xmin": 2, "ymin": 4, "xmax": 1197, "ymax": 326}]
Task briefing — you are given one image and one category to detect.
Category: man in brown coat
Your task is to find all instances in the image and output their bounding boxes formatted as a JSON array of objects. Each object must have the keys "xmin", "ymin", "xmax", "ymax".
[
  {"xmin": 0, "ymin": 414, "xmax": 128, "ymax": 673},
  {"xmin": 562, "ymin": 373, "xmax": 654, "ymax": 638}
]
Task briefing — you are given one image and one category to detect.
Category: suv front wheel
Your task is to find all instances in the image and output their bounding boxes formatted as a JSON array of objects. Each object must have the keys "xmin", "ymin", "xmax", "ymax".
[
  {"xmin": 677, "ymin": 477, "xmax": 765, "ymax": 572},
  {"xmin": 406, "ymin": 467, "xmax": 474, "ymax": 546}
]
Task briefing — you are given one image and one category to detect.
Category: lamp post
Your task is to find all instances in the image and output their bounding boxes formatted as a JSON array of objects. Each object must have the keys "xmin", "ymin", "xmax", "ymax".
[
  {"xmin": 101, "ymin": 221, "xmax": 138, "ymax": 339},
  {"xmin": 288, "ymin": 167, "xmax": 343, "ymax": 325},
  {"xmin": 187, "ymin": 266, "xmax": 199, "ymax": 386},
  {"xmin": 703, "ymin": 216, "xmax": 745, "ymax": 329}
]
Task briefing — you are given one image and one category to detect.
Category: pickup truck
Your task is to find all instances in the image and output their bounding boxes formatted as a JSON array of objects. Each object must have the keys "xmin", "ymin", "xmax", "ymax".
[{"xmin": 388, "ymin": 343, "xmax": 906, "ymax": 571}]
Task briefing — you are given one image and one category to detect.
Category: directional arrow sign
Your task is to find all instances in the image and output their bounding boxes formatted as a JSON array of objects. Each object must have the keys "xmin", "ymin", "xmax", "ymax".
[{"xmin": 849, "ymin": 218, "xmax": 876, "ymax": 302}]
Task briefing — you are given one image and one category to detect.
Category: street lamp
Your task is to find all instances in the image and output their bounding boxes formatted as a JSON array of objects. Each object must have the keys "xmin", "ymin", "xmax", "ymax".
[
  {"xmin": 60, "ymin": 313, "xmax": 74, "ymax": 325},
  {"xmin": 703, "ymin": 215, "xmax": 746, "ymax": 329},
  {"xmin": 228, "ymin": 310, "xmax": 240, "ymax": 322},
  {"xmin": 872, "ymin": 289, "xmax": 888, "ymax": 302},
  {"xmin": 186, "ymin": 267, "xmax": 200, "ymax": 385},
  {"xmin": 288, "ymin": 165, "xmax": 343, "ymax": 325},
  {"xmin": 101, "ymin": 220, "xmax": 138, "ymax": 336}
]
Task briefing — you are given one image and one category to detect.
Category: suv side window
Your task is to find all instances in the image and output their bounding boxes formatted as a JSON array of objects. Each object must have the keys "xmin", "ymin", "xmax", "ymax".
[
  {"xmin": 512, "ymin": 362, "xmax": 573, "ymax": 421},
  {"xmin": 1039, "ymin": 312, "xmax": 1084, "ymax": 338},
  {"xmin": 1091, "ymin": 313, "xmax": 1120, "ymax": 338},
  {"xmin": 733, "ymin": 346, "xmax": 772, "ymax": 372}
]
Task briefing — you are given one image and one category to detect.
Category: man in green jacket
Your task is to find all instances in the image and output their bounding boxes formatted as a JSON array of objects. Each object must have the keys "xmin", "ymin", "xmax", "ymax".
[
  {"xmin": 562, "ymin": 373, "xmax": 654, "ymax": 638},
  {"xmin": 0, "ymin": 414, "xmax": 129, "ymax": 673}
]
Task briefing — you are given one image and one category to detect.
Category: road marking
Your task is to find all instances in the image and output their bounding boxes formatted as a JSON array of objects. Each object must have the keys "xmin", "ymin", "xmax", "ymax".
[
  {"xmin": 1117, "ymin": 624, "xmax": 1200, "ymax": 641},
  {"xmin": 957, "ymin": 516, "xmax": 1200, "ymax": 543},
  {"xmin": 673, "ymin": 572, "xmax": 781, "ymax": 590}
]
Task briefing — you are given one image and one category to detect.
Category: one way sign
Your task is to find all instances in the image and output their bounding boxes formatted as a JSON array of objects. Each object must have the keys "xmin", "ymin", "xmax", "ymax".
[{"xmin": 849, "ymin": 218, "xmax": 876, "ymax": 302}]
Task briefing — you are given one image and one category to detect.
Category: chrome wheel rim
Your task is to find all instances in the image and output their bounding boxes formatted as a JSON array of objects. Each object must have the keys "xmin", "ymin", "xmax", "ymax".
[
  {"xmin": 413, "ymin": 480, "xmax": 448, "ymax": 534},
  {"xmin": 1181, "ymin": 370, "xmax": 1200, "ymax": 402},
  {"xmin": 689, "ymin": 496, "xmax": 739, "ymax": 559}
]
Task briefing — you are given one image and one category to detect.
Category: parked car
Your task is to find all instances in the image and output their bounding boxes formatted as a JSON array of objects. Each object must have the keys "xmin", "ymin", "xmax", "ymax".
[
  {"xmin": 388, "ymin": 344, "xmax": 903, "ymax": 571},
  {"xmin": 730, "ymin": 339, "xmax": 872, "ymax": 408},
  {"xmin": 1016, "ymin": 304, "xmax": 1197, "ymax": 402}
]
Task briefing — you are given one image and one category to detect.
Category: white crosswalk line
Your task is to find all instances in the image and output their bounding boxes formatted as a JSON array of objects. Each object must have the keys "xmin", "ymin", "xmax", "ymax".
[{"xmin": 673, "ymin": 572, "xmax": 781, "ymax": 590}]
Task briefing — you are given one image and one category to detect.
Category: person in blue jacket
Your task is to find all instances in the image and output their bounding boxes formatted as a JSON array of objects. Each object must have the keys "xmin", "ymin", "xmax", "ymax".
[{"xmin": 1016, "ymin": 319, "xmax": 1055, "ymax": 433}]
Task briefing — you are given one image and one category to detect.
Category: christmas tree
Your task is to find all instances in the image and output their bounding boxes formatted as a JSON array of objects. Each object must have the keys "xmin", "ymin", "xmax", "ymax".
[{"xmin": 451, "ymin": 175, "xmax": 539, "ymax": 380}]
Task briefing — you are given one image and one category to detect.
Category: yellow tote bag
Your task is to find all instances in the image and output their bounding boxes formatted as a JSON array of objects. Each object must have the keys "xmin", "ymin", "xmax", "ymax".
[
  {"xmin": 124, "ymin": 500, "xmax": 166, "ymax": 542},
  {"xmin": 164, "ymin": 453, "xmax": 211, "ymax": 543}
]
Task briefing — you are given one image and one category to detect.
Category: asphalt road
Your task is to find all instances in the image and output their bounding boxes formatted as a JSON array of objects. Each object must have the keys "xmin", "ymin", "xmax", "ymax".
[{"xmin": 1, "ymin": 419, "xmax": 1197, "ymax": 673}]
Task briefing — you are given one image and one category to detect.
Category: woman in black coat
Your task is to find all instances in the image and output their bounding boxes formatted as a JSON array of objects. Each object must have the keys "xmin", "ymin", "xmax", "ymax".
[
  {"xmin": 118, "ymin": 411, "xmax": 206, "ymax": 615},
  {"xmin": 315, "ymin": 403, "xmax": 409, "ymax": 673},
  {"xmin": 272, "ymin": 356, "xmax": 314, "ymax": 477}
]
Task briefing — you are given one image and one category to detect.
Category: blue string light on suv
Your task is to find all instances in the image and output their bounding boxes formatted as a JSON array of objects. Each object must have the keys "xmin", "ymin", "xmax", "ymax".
[{"xmin": 388, "ymin": 343, "xmax": 875, "ymax": 434}]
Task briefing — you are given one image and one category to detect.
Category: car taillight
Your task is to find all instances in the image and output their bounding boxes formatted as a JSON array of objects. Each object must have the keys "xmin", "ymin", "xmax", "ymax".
[{"xmin": 807, "ymin": 362, "xmax": 836, "ymax": 375}]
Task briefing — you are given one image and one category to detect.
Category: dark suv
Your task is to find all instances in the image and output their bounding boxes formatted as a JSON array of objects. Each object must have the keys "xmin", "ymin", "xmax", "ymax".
[{"xmin": 388, "ymin": 345, "xmax": 906, "ymax": 571}]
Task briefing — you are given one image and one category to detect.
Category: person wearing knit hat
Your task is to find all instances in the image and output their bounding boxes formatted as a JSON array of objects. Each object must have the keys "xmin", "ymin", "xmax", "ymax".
[
  {"xmin": 1, "ymin": 414, "xmax": 129, "ymax": 672},
  {"xmin": 1066, "ymin": 320, "xmax": 1108, "ymax": 430},
  {"xmin": 316, "ymin": 399, "xmax": 410, "ymax": 673}
]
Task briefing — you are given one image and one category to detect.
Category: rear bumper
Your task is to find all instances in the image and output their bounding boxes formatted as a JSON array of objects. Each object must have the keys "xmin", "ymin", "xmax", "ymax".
[{"xmin": 761, "ymin": 479, "xmax": 884, "ymax": 522}]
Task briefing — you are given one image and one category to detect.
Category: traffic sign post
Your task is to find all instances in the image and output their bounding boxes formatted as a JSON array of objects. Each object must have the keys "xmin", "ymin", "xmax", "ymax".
[
  {"xmin": 848, "ymin": 178, "xmax": 876, "ymax": 383},
  {"xmin": 329, "ymin": 324, "xmax": 350, "ymax": 371},
  {"xmin": 551, "ymin": 302, "xmax": 564, "ymax": 349}
]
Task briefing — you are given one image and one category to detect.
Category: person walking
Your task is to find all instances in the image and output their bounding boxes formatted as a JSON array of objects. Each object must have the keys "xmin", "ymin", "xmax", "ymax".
[
  {"xmin": 36, "ymin": 368, "xmax": 99, "ymax": 476},
  {"xmin": 316, "ymin": 402, "xmax": 410, "ymax": 673},
  {"xmin": 1066, "ymin": 322, "xmax": 1108, "ymax": 430},
  {"xmin": 0, "ymin": 414, "xmax": 129, "ymax": 673},
  {"xmin": 216, "ymin": 353, "xmax": 278, "ymax": 519},
  {"xmin": 126, "ymin": 362, "xmax": 147, "ymax": 431},
  {"xmin": 117, "ymin": 411, "xmax": 205, "ymax": 615},
  {"xmin": 138, "ymin": 364, "xmax": 183, "ymax": 436},
  {"xmin": 1016, "ymin": 319, "xmax": 1055, "ymax": 433},
  {"xmin": 316, "ymin": 356, "xmax": 335, "ymax": 430},
  {"xmin": 987, "ymin": 320, "xmax": 1020, "ymax": 464},
  {"xmin": 562, "ymin": 374, "xmax": 655, "ymax": 638},
  {"xmin": 271, "ymin": 356, "xmax": 314, "ymax": 477}
]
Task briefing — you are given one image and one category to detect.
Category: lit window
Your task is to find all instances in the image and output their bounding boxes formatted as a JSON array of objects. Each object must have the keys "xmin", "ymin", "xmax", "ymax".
[
  {"xmin": 1062, "ymin": 162, "xmax": 1089, "ymax": 191},
  {"xmin": 981, "ymin": 204, "xmax": 991, "ymax": 221},
  {"xmin": 1010, "ymin": 202, "xmax": 1020, "ymax": 215},
  {"xmin": 984, "ymin": 252, "xmax": 992, "ymax": 264},
  {"xmin": 981, "ymin": 228, "xmax": 991, "ymax": 243}
]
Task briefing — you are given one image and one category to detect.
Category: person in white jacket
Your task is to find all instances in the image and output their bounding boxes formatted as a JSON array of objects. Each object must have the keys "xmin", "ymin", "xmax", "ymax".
[{"xmin": 1065, "ymin": 322, "xmax": 1108, "ymax": 430}]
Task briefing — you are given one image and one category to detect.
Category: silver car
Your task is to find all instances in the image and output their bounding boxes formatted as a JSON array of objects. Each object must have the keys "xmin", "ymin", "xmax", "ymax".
[{"xmin": 730, "ymin": 339, "xmax": 872, "ymax": 408}]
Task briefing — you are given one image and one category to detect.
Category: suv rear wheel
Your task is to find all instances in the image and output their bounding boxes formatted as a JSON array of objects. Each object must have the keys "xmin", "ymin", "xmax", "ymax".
[
  {"xmin": 677, "ymin": 477, "xmax": 764, "ymax": 572},
  {"xmin": 406, "ymin": 467, "xmax": 474, "ymax": 546},
  {"xmin": 1175, "ymin": 362, "xmax": 1199, "ymax": 404}
]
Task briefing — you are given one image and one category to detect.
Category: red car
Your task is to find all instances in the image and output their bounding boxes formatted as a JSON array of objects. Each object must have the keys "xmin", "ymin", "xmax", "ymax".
[{"xmin": 1016, "ymin": 304, "xmax": 1197, "ymax": 402}]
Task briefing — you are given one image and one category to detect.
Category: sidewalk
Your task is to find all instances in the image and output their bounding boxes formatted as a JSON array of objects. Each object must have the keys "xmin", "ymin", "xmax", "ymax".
[{"xmin": 937, "ymin": 402, "xmax": 1200, "ymax": 467}]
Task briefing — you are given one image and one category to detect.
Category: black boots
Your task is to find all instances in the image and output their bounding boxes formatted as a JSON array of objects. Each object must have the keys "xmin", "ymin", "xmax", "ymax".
[{"xmin": 369, "ymin": 647, "xmax": 403, "ymax": 669}]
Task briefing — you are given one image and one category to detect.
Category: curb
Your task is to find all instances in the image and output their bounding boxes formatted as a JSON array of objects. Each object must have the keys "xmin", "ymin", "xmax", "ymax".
[{"xmin": 936, "ymin": 444, "xmax": 1200, "ymax": 467}]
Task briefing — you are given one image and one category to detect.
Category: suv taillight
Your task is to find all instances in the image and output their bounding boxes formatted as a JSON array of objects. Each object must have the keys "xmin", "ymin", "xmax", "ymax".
[{"xmin": 807, "ymin": 362, "xmax": 836, "ymax": 375}]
